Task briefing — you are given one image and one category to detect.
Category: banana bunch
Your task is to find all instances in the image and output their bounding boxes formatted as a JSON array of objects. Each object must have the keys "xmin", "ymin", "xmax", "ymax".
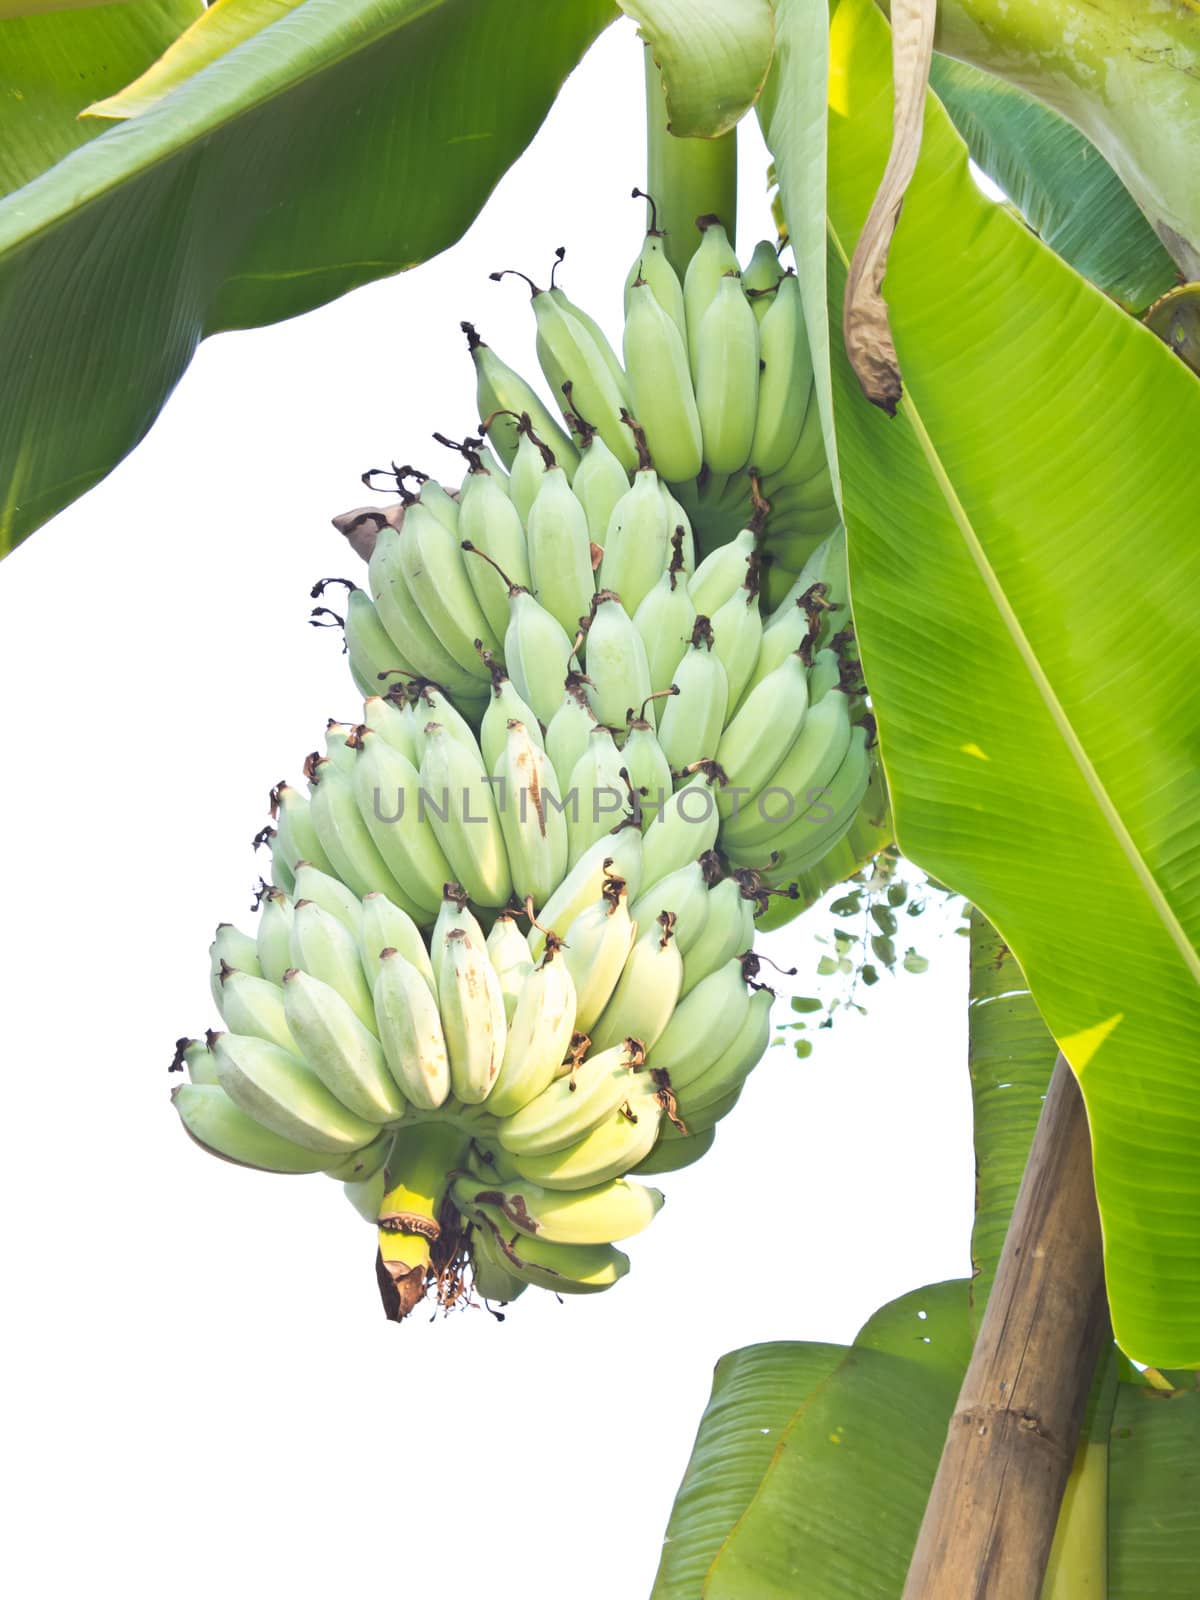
[
  {"xmin": 175, "ymin": 747, "xmax": 773, "ymax": 1315},
  {"xmin": 465, "ymin": 205, "xmax": 838, "ymax": 603}
]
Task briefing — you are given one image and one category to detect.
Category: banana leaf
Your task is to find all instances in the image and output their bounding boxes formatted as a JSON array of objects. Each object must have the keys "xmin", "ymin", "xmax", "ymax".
[
  {"xmin": 808, "ymin": 0, "xmax": 1200, "ymax": 1368},
  {"xmin": 928, "ymin": 54, "xmax": 1178, "ymax": 315},
  {"xmin": 0, "ymin": 0, "xmax": 615, "ymax": 553}
]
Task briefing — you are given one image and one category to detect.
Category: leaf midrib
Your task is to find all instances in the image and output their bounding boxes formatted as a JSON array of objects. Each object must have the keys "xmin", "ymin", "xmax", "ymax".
[{"xmin": 827, "ymin": 217, "xmax": 1200, "ymax": 992}]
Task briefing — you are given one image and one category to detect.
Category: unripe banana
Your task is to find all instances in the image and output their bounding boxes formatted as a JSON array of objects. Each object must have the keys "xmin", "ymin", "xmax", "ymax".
[
  {"xmin": 514, "ymin": 279, "xmax": 635, "ymax": 471},
  {"xmin": 656, "ymin": 617, "xmax": 728, "ymax": 770},
  {"xmin": 570, "ymin": 430, "xmax": 630, "ymax": 548},
  {"xmin": 212, "ymin": 1030, "xmax": 379, "ymax": 1153},
  {"xmin": 501, "ymin": 584, "xmax": 576, "ymax": 730},
  {"xmin": 640, "ymin": 772, "xmax": 721, "ymax": 887},
  {"xmin": 469, "ymin": 1219, "xmax": 530, "ymax": 1303},
  {"xmin": 290, "ymin": 861, "xmax": 362, "ymax": 937},
  {"xmin": 683, "ymin": 216, "xmax": 741, "ymax": 380},
  {"xmin": 649, "ymin": 959, "xmax": 752, "ymax": 1091},
  {"xmin": 459, "ymin": 464, "xmax": 532, "ymax": 642},
  {"xmin": 499, "ymin": 1041, "xmax": 645, "ymax": 1157},
  {"xmin": 469, "ymin": 1218, "xmax": 630, "ymax": 1293},
  {"xmin": 526, "ymin": 463, "xmax": 596, "ymax": 635},
  {"xmin": 210, "ymin": 924, "xmax": 261, "ymax": 1008},
  {"xmin": 677, "ymin": 986, "xmax": 773, "ymax": 1116},
  {"xmin": 344, "ymin": 1165, "xmax": 389, "ymax": 1224},
  {"xmin": 494, "ymin": 718, "xmax": 569, "ymax": 907},
  {"xmin": 399, "ymin": 499, "xmax": 500, "ymax": 666},
  {"xmin": 288, "ymin": 898, "xmax": 375, "ymax": 1028},
  {"xmin": 760, "ymin": 724, "xmax": 871, "ymax": 876},
  {"xmin": 430, "ymin": 888, "xmax": 487, "ymax": 988},
  {"xmin": 322, "ymin": 721, "xmax": 358, "ymax": 774},
  {"xmin": 709, "ymin": 577, "xmax": 764, "ymax": 711},
  {"xmin": 282, "ymin": 967, "xmax": 407, "ymax": 1123},
  {"xmin": 372, "ymin": 947, "xmax": 452, "ymax": 1110},
  {"xmin": 679, "ymin": 879, "xmax": 756, "ymax": 996},
  {"xmin": 807, "ymin": 647, "xmax": 843, "ymax": 705},
  {"xmin": 351, "ymin": 727, "xmax": 450, "ymax": 917},
  {"xmin": 545, "ymin": 673, "xmax": 598, "ymax": 786},
  {"xmin": 581, "ymin": 591, "xmax": 654, "ymax": 732},
  {"xmin": 418, "ymin": 722, "xmax": 512, "ymax": 908},
  {"xmin": 566, "ymin": 726, "xmax": 633, "ymax": 869},
  {"xmin": 454, "ymin": 1174, "xmax": 662, "ymax": 1246},
  {"xmin": 560, "ymin": 882, "xmax": 637, "ymax": 1032},
  {"xmin": 507, "ymin": 422, "xmax": 551, "ymax": 526},
  {"xmin": 438, "ymin": 926, "xmax": 507, "ymax": 1104},
  {"xmin": 667, "ymin": 1082, "xmax": 742, "ymax": 1136},
  {"xmin": 405, "ymin": 680, "xmax": 483, "ymax": 765},
  {"xmin": 345, "ymin": 586, "xmax": 416, "ymax": 693},
  {"xmin": 549, "ymin": 281, "xmax": 630, "ymax": 404},
  {"xmin": 179, "ymin": 1036, "xmax": 220, "ymax": 1085},
  {"xmin": 463, "ymin": 321, "xmax": 579, "ymax": 474},
  {"xmin": 485, "ymin": 941, "xmax": 578, "ymax": 1118},
  {"xmin": 172, "ymin": 1081, "xmax": 332, "ymax": 1173},
  {"xmin": 622, "ymin": 713, "xmax": 673, "ymax": 828},
  {"xmin": 308, "ymin": 755, "xmax": 412, "ymax": 906},
  {"xmin": 629, "ymin": 858, "xmax": 713, "ymax": 956},
  {"xmin": 631, "ymin": 1121, "xmax": 716, "ymax": 1175},
  {"xmin": 634, "ymin": 543, "xmax": 697, "ymax": 699},
  {"xmin": 598, "ymin": 464, "xmax": 671, "ymax": 618},
  {"xmin": 479, "ymin": 659, "xmax": 545, "ymax": 774},
  {"xmin": 270, "ymin": 781, "xmax": 335, "ymax": 882},
  {"xmin": 589, "ymin": 915, "xmax": 683, "ymax": 1053},
  {"xmin": 720, "ymin": 689, "xmax": 853, "ymax": 853},
  {"xmin": 362, "ymin": 693, "xmax": 420, "ymax": 765},
  {"xmin": 623, "ymin": 279, "xmax": 703, "ymax": 483},
  {"xmin": 624, "ymin": 207, "xmax": 687, "ymax": 340},
  {"xmin": 506, "ymin": 1090, "xmax": 662, "ymax": 1190},
  {"xmin": 749, "ymin": 273, "xmax": 813, "ymax": 475},
  {"xmin": 367, "ymin": 524, "xmax": 486, "ymax": 705},
  {"xmin": 530, "ymin": 826, "xmax": 644, "ymax": 951},
  {"xmin": 359, "ymin": 892, "xmax": 433, "ymax": 989},
  {"xmin": 256, "ymin": 890, "xmax": 294, "ymax": 985},
  {"xmin": 716, "ymin": 652, "xmax": 810, "ymax": 816},
  {"xmin": 485, "ymin": 911, "xmax": 535, "ymax": 1023},
  {"xmin": 688, "ymin": 526, "xmax": 756, "ymax": 617},
  {"xmin": 324, "ymin": 1130, "xmax": 394, "ymax": 1182},
  {"xmin": 659, "ymin": 482, "xmax": 697, "ymax": 575},
  {"xmin": 742, "ymin": 238, "xmax": 783, "ymax": 320},
  {"xmin": 216, "ymin": 966, "xmax": 297, "ymax": 1053},
  {"xmin": 695, "ymin": 273, "xmax": 759, "ymax": 474}
]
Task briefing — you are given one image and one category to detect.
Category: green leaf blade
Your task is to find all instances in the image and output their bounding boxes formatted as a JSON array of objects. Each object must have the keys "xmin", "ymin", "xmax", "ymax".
[{"xmin": 822, "ymin": 0, "xmax": 1200, "ymax": 1365}]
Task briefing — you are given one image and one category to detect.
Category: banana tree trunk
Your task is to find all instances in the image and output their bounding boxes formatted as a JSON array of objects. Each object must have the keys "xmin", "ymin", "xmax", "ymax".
[{"xmin": 902, "ymin": 1053, "xmax": 1110, "ymax": 1596}]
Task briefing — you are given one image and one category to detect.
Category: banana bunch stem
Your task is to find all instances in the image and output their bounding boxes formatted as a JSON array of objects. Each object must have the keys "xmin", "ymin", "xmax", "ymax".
[
  {"xmin": 643, "ymin": 46, "xmax": 738, "ymax": 278},
  {"xmin": 376, "ymin": 1122, "xmax": 471, "ymax": 1320}
]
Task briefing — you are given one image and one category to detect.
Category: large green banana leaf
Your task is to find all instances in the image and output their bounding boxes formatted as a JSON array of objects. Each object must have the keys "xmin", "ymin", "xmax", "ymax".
[
  {"xmin": 0, "ymin": 0, "xmax": 615, "ymax": 553},
  {"xmin": 805, "ymin": 0, "xmax": 1200, "ymax": 1368},
  {"xmin": 928, "ymin": 54, "xmax": 1178, "ymax": 315},
  {"xmin": 654, "ymin": 915, "xmax": 1199, "ymax": 1596}
]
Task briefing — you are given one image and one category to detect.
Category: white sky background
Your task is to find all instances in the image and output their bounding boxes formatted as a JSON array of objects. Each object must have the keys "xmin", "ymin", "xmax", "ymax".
[{"xmin": 0, "ymin": 20, "xmax": 975, "ymax": 1597}]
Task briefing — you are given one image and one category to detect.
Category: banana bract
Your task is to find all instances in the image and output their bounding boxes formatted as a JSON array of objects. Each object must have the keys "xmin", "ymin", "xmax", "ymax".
[{"xmin": 176, "ymin": 216, "xmax": 883, "ymax": 1323}]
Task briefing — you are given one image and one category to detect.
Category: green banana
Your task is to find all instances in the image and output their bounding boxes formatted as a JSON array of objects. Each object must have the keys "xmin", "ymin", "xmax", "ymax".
[
  {"xmin": 560, "ymin": 881, "xmax": 637, "ymax": 1033},
  {"xmin": 288, "ymin": 898, "xmax": 375, "ymax": 1028},
  {"xmin": 505, "ymin": 1091, "xmax": 662, "ymax": 1190},
  {"xmin": 290, "ymin": 860, "xmax": 361, "ymax": 937},
  {"xmin": 172, "ymin": 1082, "xmax": 333, "ymax": 1174},
  {"xmin": 720, "ymin": 688, "xmax": 854, "ymax": 854},
  {"xmin": 525, "ymin": 461, "xmax": 595, "ymax": 635},
  {"xmin": 589, "ymin": 915, "xmax": 683, "ymax": 1053},
  {"xmin": 344, "ymin": 585, "xmax": 416, "ymax": 693},
  {"xmin": 682, "ymin": 215, "xmax": 740, "ymax": 380},
  {"xmin": 598, "ymin": 463, "xmax": 672, "ymax": 616},
  {"xmin": 655, "ymin": 617, "xmax": 728, "ymax": 771},
  {"xmin": 709, "ymin": 574, "xmax": 764, "ymax": 711},
  {"xmin": 565, "ymin": 726, "xmax": 631, "ymax": 869},
  {"xmin": 640, "ymin": 772, "xmax": 721, "ymax": 887},
  {"xmin": 695, "ymin": 273, "xmax": 759, "ymax": 475},
  {"xmin": 631, "ymin": 1122, "xmax": 716, "ymax": 1175},
  {"xmin": 362, "ymin": 693, "xmax": 420, "ymax": 764},
  {"xmin": 688, "ymin": 525, "xmax": 756, "ymax": 616},
  {"xmin": 372, "ymin": 946, "xmax": 452, "ymax": 1110},
  {"xmin": 629, "ymin": 858, "xmax": 712, "ymax": 956},
  {"xmin": 493, "ymin": 717, "xmax": 569, "ymax": 907},
  {"xmin": 749, "ymin": 272, "xmax": 813, "ymax": 475},
  {"xmin": 485, "ymin": 911, "xmax": 535, "ymax": 1023},
  {"xmin": 216, "ymin": 965, "xmax": 297, "ymax": 1053},
  {"xmin": 499, "ymin": 1041, "xmax": 645, "ymax": 1157},
  {"xmin": 469, "ymin": 1216, "xmax": 630, "ymax": 1294},
  {"xmin": 358, "ymin": 892, "xmax": 434, "ymax": 989},
  {"xmin": 212, "ymin": 1030, "xmax": 379, "ymax": 1154},
  {"xmin": 398, "ymin": 499, "xmax": 500, "ymax": 667},
  {"xmin": 570, "ymin": 428, "xmax": 630, "ymax": 548},
  {"xmin": 417, "ymin": 721, "xmax": 512, "ymax": 908},
  {"xmin": 716, "ymin": 651, "xmax": 810, "ymax": 815},
  {"xmin": 438, "ymin": 926, "xmax": 507, "ymax": 1104},
  {"xmin": 453, "ymin": 1173, "xmax": 662, "ymax": 1246},
  {"xmin": 210, "ymin": 923, "xmax": 261, "ymax": 1008},
  {"xmin": 458, "ymin": 462, "xmax": 532, "ymax": 644},
  {"xmin": 485, "ymin": 941, "xmax": 578, "ymax": 1118},
  {"xmin": 623, "ymin": 279, "xmax": 703, "ymax": 483},
  {"xmin": 676, "ymin": 986, "xmax": 772, "ymax": 1116},
  {"xmin": 308, "ymin": 755, "xmax": 412, "ymax": 906},
  {"xmin": 634, "ymin": 538, "xmax": 697, "ymax": 699},
  {"xmin": 649, "ymin": 959, "xmax": 752, "ymax": 1091},
  {"xmin": 351, "ymin": 727, "xmax": 450, "ymax": 917},
  {"xmin": 679, "ymin": 878, "xmax": 756, "ymax": 996},
  {"xmin": 582, "ymin": 591, "xmax": 654, "ymax": 732},
  {"xmin": 367, "ymin": 524, "xmax": 486, "ymax": 705},
  {"xmin": 624, "ymin": 193, "xmax": 687, "ymax": 340},
  {"xmin": 463, "ymin": 321, "xmax": 578, "ymax": 474},
  {"xmin": 742, "ymin": 238, "xmax": 783, "ymax": 320},
  {"xmin": 545, "ymin": 673, "xmax": 598, "ymax": 787},
  {"xmin": 479, "ymin": 658, "xmax": 545, "ymax": 774},
  {"xmin": 281, "ymin": 966, "xmax": 407, "ymax": 1123},
  {"xmin": 255, "ymin": 890, "xmax": 294, "ymax": 985}
]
